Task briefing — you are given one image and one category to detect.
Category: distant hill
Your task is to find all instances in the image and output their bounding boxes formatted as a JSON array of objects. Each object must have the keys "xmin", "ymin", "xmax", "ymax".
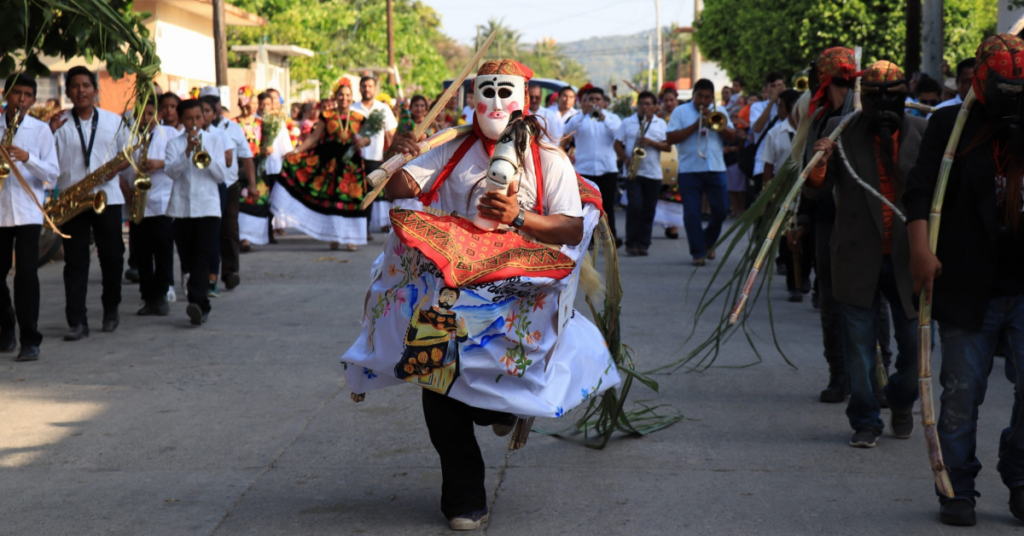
[{"xmin": 557, "ymin": 29, "xmax": 659, "ymax": 89}]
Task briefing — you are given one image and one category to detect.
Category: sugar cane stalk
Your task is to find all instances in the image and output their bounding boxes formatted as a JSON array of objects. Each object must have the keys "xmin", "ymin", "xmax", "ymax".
[
  {"xmin": 729, "ymin": 107, "xmax": 861, "ymax": 325},
  {"xmin": 917, "ymin": 90, "xmax": 976, "ymax": 499}
]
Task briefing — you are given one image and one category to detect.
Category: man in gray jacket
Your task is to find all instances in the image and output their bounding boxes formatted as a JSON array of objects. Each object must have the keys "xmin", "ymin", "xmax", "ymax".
[{"xmin": 803, "ymin": 60, "xmax": 927, "ymax": 448}]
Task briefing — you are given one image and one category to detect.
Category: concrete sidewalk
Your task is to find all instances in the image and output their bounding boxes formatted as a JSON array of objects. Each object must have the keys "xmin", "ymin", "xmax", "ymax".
[{"xmin": 1, "ymin": 223, "xmax": 1021, "ymax": 535}]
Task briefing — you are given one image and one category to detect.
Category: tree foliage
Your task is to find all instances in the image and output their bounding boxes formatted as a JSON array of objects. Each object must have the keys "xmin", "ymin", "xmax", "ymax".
[
  {"xmin": 228, "ymin": 0, "xmax": 451, "ymax": 97},
  {"xmin": 1, "ymin": 0, "xmax": 156, "ymax": 80},
  {"xmin": 471, "ymin": 18, "xmax": 589, "ymax": 87},
  {"xmin": 696, "ymin": 0, "xmax": 998, "ymax": 90}
]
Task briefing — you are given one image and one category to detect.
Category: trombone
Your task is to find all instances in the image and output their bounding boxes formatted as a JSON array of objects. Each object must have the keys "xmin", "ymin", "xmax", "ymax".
[
  {"xmin": 190, "ymin": 127, "xmax": 211, "ymax": 169},
  {"xmin": 697, "ymin": 103, "xmax": 728, "ymax": 159}
]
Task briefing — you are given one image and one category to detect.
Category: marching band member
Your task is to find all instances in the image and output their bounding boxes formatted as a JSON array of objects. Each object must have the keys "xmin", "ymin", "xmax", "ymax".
[
  {"xmin": 0, "ymin": 75, "xmax": 59, "ymax": 361},
  {"xmin": 614, "ymin": 90, "xmax": 669, "ymax": 255},
  {"xmin": 563, "ymin": 86, "xmax": 623, "ymax": 245},
  {"xmin": 804, "ymin": 60, "xmax": 926, "ymax": 449},
  {"xmin": 123, "ymin": 98, "xmax": 174, "ymax": 317},
  {"xmin": 53, "ymin": 66, "xmax": 130, "ymax": 340},
  {"xmin": 164, "ymin": 99, "xmax": 227, "ymax": 326},
  {"xmin": 528, "ymin": 83, "xmax": 562, "ymax": 145}
]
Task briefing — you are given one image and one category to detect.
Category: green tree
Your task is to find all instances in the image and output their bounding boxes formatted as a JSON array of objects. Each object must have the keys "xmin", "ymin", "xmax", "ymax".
[
  {"xmin": 473, "ymin": 17, "xmax": 524, "ymax": 60},
  {"xmin": 696, "ymin": 0, "xmax": 999, "ymax": 89},
  {"xmin": 521, "ymin": 37, "xmax": 589, "ymax": 87},
  {"xmin": 229, "ymin": 0, "xmax": 451, "ymax": 97}
]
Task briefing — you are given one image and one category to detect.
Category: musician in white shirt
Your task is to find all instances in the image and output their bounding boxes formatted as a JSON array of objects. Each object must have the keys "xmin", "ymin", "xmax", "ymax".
[
  {"xmin": 528, "ymin": 83, "xmax": 563, "ymax": 145},
  {"xmin": 121, "ymin": 99, "xmax": 174, "ymax": 316},
  {"xmin": 53, "ymin": 66, "xmax": 131, "ymax": 339},
  {"xmin": 614, "ymin": 91, "xmax": 670, "ymax": 256},
  {"xmin": 0, "ymin": 75, "xmax": 59, "ymax": 360},
  {"xmin": 199, "ymin": 88, "xmax": 253, "ymax": 292},
  {"xmin": 563, "ymin": 86, "xmax": 622, "ymax": 244},
  {"xmin": 165, "ymin": 100, "xmax": 227, "ymax": 326}
]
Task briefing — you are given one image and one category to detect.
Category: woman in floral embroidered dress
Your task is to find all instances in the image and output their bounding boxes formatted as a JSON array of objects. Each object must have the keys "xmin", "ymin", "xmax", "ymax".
[{"xmin": 270, "ymin": 79, "xmax": 372, "ymax": 250}]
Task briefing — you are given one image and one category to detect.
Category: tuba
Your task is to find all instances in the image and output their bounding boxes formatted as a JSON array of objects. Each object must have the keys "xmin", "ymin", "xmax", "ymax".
[
  {"xmin": 129, "ymin": 130, "xmax": 153, "ymax": 224},
  {"xmin": 626, "ymin": 115, "xmax": 651, "ymax": 180},
  {"xmin": 190, "ymin": 127, "xmax": 211, "ymax": 169},
  {"xmin": 0, "ymin": 107, "xmax": 22, "ymax": 190},
  {"xmin": 45, "ymin": 142, "xmax": 141, "ymax": 227}
]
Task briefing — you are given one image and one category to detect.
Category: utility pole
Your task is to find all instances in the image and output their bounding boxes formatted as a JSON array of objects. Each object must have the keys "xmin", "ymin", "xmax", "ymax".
[
  {"xmin": 647, "ymin": 35, "xmax": 654, "ymax": 90},
  {"xmin": 906, "ymin": 0, "xmax": 922, "ymax": 75},
  {"xmin": 922, "ymin": 0, "xmax": 944, "ymax": 80},
  {"xmin": 212, "ymin": 0, "xmax": 228, "ymax": 86},
  {"xmin": 386, "ymin": 0, "xmax": 395, "ymax": 85},
  {"xmin": 692, "ymin": 0, "xmax": 703, "ymax": 83},
  {"xmin": 655, "ymin": 0, "xmax": 663, "ymax": 90}
]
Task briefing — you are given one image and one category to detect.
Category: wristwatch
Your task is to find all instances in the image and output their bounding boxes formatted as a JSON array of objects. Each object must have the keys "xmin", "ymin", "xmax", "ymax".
[{"xmin": 511, "ymin": 208, "xmax": 526, "ymax": 229}]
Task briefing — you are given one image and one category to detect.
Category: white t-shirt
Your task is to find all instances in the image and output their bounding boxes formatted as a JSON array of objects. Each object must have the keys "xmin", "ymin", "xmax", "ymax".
[
  {"xmin": 350, "ymin": 100, "xmax": 398, "ymax": 162},
  {"xmin": 403, "ymin": 136, "xmax": 583, "ymax": 222},
  {"xmin": 760, "ymin": 118, "xmax": 797, "ymax": 175},
  {"xmin": 615, "ymin": 114, "xmax": 667, "ymax": 180},
  {"xmin": 462, "ymin": 105, "xmax": 475, "ymax": 125}
]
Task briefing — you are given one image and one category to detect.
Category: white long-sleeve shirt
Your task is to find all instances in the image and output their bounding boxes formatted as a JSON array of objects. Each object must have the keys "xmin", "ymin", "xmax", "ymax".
[
  {"xmin": 214, "ymin": 118, "xmax": 253, "ymax": 187},
  {"xmin": 563, "ymin": 110, "xmax": 622, "ymax": 176},
  {"xmin": 54, "ymin": 107, "xmax": 129, "ymax": 205},
  {"xmin": 531, "ymin": 106, "xmax": 564, "ymax": 146},
  {"xmin": 120, "ymin": 126, "xmax": 173, "ymax": 218},
  {"xmin": 164, "ymin": 129, "xmax": 227, "ymax": 218},
  {"xmin": 0, "ymin": 113, "xmax": 59, "ymax": 226}
]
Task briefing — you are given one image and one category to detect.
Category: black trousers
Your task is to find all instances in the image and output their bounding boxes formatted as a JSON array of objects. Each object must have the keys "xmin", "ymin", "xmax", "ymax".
[
  {"xmin": 127, "ymin": 221, "xmax": 138, "ymax": 270},
  {"xmin": 220, "ymin": 182, "xmax": 241, "ymax": 277},
  {"xmin": 175, "ymin": 217, "xmax": 218, "ymax": 313},
  {"xmin": 208, "ymin": 183, "xmax": 227, "ymax": 278},
  {"xmin": 583, "ymin": 172, "xmax": 620, "ymax": 239},
  {"xmin": 61, "ymin": 206, "xmax": 125, "ymax": 327},
  {"xmin": 779, "ymin": 228, "xmax": 814, "ymax": 292},
  {"xmin": 422, "ymin": 389, "xmax": 509, "ymax": 519},
  {"xmin": 0, "ymin": 225, "xmax": 42, "ymax": 345},
  {"xmin": 624, "ymin": 177, "xmax": 661, "ymax": 249},
  {"xmin": 135, "ymin": 216, "xmax": 174, "ymax": 303}
]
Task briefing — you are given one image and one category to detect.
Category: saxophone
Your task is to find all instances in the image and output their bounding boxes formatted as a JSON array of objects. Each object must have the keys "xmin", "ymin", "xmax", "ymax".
[
  {"xmin": 0, "ymin": 107, "xmax": 23, "ymax": 191},
  {"xmin": 625, "ymin": 115, "xmax": 650, "ymax": 181},
  {"xmin": 129, "ymin": 130, "xmax": 153, "ymax": 224},
  {"xmin": 45, "ymin": 142, "xmax": 141, "ymax": 227}
]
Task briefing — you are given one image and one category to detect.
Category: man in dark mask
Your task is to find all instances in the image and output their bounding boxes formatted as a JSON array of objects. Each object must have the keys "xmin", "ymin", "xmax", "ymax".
[
  {"xmin": 803, "ymin": 60, "xmax": 928, "ymax": 451},
  {"xmin": 907, "ymin": 33, "xmax": 1024, "ymax": 528}
]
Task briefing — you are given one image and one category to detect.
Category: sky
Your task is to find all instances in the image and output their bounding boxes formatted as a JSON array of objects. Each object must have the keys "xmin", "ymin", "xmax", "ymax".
[{"xmin": 428, "ymin": 0, "xmax": 696, "ymax": 46}]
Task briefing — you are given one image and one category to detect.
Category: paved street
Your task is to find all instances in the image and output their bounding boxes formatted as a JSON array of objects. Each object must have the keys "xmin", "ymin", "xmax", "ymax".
[{"xmin": 2, "ymin": 217, "xmax": 1022, "ymax": 535}]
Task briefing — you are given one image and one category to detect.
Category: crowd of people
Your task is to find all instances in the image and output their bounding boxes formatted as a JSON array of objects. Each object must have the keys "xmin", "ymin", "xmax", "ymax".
[{"xmin": 2, "ymin": 30, "xmax": 1024, "ymax": 530}]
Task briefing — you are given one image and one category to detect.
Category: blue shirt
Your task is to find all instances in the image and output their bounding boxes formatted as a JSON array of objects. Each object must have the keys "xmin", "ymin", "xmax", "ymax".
[{"xmin": 668, "ymin": 101, "xmax": 733, "ymax": 174}]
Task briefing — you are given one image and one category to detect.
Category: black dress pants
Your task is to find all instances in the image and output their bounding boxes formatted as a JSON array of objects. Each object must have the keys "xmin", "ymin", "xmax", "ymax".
[
  {"xmin": 61, "ymin": 206, "xmax": 125, "ymax": 327},
  {"xmin": 0, "ymin": 224, "xmax": 42, "ymax": 345},
  {"xmin": 136, "ymin": 216, "xmax": 174, "ymax": 303},
  {"xmin": 780, "ymin": 229, "xmax": 814, "ymax": 292},
  {"xmin": 624, "ymin": 177, "xmax": 661, "ymax": 249},
  {"xmin": 422, "ymin": 389, "xmax": 510, "ymax": 519},
  {"xmin": 175, "ymin": 217, "xmax": 218, "ymax": 314},
  {"xmin": 208, "ymin": 183, "xmax": 227, "ymax": 278},
  {"xmin": 220, "ymin": 182, "xmax": 241, "ymax": 277},
  {"xmin": 582, "ymin": 172, "xmax": 620, "ymax": 239}
]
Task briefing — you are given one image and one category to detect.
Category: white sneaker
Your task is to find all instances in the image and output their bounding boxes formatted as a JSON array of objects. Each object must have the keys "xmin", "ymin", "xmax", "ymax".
[
  {"xmin": 181, "ymin": 273, "xmax": 189, "ymax": 294},
  {"xmin": 449, "ymin": 511, "xmax": 489, "ymax": 531},
  {"xmin": 166, "ymin": 287, "xmax": 177, "ymax": 303}
]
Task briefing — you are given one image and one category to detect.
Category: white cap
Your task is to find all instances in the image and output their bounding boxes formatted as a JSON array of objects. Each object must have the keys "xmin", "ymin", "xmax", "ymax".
[{"xmin": 198, "ymin": 86, "xmax": 219, "ymax": 98}]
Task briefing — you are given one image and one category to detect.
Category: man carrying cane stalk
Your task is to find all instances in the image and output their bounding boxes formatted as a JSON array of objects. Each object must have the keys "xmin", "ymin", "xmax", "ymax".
[
  {"xmin": 906, "ymin": 34, "xmax": 1024, "ymax": 527},
  {"xmin": 803, "ymin": 60, "xmax": 926, "ymax": 449}
]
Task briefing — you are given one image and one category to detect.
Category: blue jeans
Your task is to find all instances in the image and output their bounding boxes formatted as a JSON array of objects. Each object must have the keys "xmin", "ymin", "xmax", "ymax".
[
  {"xmin": 838, "ymin": 256, "xmax": 919, "ymax": 432},
  {"xmin": 938, "ymin": 294, "xmax": 1024, "ymax": 503},
  {"xmin": 679, "ymin": 171, "xmax": 728, "ymax": 259}
]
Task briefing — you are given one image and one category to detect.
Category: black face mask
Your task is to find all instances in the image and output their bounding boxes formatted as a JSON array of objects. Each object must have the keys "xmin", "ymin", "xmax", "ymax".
[
  {"xmin": 984, "ymin": 75, "xmax": 1024, "ymax": 134},
  {"xmin": 809, "ymin": 63, "xmax": 821, "ymax": 95},
  {"xmin": 863, "ymin": 89, "xmax": 907, "ymax": 132}
]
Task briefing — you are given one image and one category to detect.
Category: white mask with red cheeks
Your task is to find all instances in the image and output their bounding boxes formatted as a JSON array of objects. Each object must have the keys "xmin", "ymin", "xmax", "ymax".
[{"xmin": 474, "ymin": 75, "xmax": 526, "ymax": 140}]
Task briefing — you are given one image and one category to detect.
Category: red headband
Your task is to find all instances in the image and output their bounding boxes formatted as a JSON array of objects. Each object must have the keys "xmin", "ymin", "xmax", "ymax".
[
  {"xmin": 973, "ymin": 33, "xmax": 1024, "ymax": 105},
  {"xmin": 809, "ymin": 47, "xmax": 862, "ymax": 116}
]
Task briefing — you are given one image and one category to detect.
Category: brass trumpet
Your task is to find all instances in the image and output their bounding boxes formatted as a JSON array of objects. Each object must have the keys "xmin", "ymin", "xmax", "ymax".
[
  {"xmin": 0, "ymin": 107, "xmax": 22, "ymax": 188},
  {"xmin": 190, "ymin": 127, "xmax": 211, "ymax": 169},
  {"xmin": 794, "ymin": 71, "xmax": 810, "ymax": 93},
  {"xmin": 697, "ymin": 104, "xmax": 728, "ymax": 159}
]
